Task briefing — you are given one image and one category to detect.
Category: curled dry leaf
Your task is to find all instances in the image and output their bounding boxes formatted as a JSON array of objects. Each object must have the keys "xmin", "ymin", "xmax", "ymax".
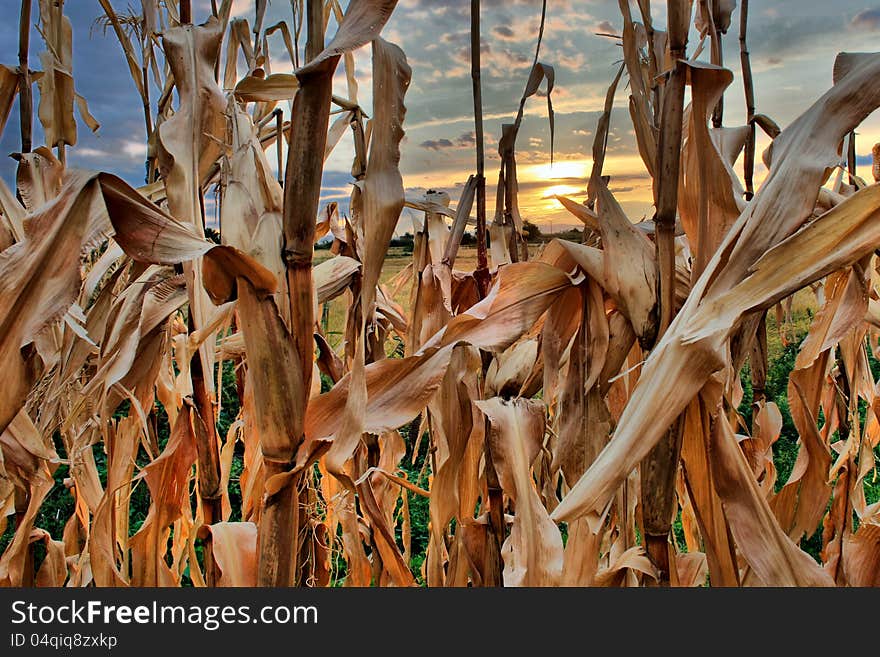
[{"xmin": 477, "ymin": 397, "xmax": 563, "ymax": 587}]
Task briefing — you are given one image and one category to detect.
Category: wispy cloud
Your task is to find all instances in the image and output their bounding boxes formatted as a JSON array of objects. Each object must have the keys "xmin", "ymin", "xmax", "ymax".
[{"xmin": 850, "ymin": 8, "xmax": 880, "ymax": 31}]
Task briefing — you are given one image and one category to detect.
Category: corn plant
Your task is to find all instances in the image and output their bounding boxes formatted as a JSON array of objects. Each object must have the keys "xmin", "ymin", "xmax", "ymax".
[{"xmin": 0, "ymin": 0, "xmax": 879, "ymax": 588}]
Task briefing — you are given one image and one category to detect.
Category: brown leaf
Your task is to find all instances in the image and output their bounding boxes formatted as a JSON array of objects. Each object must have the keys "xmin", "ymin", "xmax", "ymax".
[
  {"xmin": 477, "ymin": 397, "xmax": 563, "ymax": 586},
  {"xmin": 130, "ymin": 403, "xmax": 199, "ymax": 587},
  {"xmin": 843, "ymin": 523, "xmax": 880, "ymax": 586},
  {"xmin": 197, "ymin": 522, "xmax": 258, "ymax": 587},
  {"xmin": 0, "ymin": 64, "xmax": 18, "ymax": 138},
  {"xmin": 710, "ymin": 409, "xmax": 834, "ymax": 586}
]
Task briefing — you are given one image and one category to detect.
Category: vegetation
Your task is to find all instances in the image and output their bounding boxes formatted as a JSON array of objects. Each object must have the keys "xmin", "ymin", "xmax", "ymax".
[{"xmin": 1, "ymin": 0, "xmax": 880, "ymax": 588}]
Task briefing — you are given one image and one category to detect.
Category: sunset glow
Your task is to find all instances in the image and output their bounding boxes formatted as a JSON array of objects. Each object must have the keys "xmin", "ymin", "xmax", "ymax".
[{"xmin": 528, "ymin": 160, "xmax": 590, "ymax": 181}]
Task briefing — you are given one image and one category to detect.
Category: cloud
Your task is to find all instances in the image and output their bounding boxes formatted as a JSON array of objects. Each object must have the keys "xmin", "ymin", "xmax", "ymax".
[
  {"xmin": 75, "ymin": 147, "xmax": 111, "ymax": 159},
  {"xmin": 419, "ymin": 132, "xmax": 478, "ymax": 151},
  {"xmin": 122, "ymin": 140, "xmax": 147, "ymax": 160},
  {"xmin": 196, "ymin": 0, "xmax": 254, "ymax": 20},
  {"xmin": 555, "ymin": 52, "xmax": 586, "ymax": 71},
  {"xmin": 450, "ymin": 40, "xmax": 532, "ymax": 78},
  {"xmin": 594, "ymin": 20, "xmax": 616, "ymax": 34},
  {"xmin": 851, "ymin": 8, "xmax": 880, "ymax": 31},
  {"xmin": 420, "ymin": 138, "xmax": 455, "ymax": 150},
  {"xmin": 493, "ymin": 26, "xmax": 516, "ymax": 40},
  {"xmin": 441, "ymin": 31, "xmax": 473, "ymax": 47}
]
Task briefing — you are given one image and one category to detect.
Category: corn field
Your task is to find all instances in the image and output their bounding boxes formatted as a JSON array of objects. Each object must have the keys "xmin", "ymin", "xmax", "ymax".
[{"xmin": 1, "ymin": 0, "xmax": 879, "ymax": 588}]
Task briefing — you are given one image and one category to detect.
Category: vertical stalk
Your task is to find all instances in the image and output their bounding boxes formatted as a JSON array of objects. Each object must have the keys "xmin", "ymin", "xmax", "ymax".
[
  {"xmin": 636, "ymin": 1, "xmax": 661, "ymax": 119},
  {"xmin": 503, "ymin": 153, "xmax": 519, "ymax": 265},
  {"xmin": 471, "ymin": 0, "xmax": 502, "ymax": 584},
  {"xmin": 827, "ymin": 352, "xmax": 852, "ymax": 585},
  {"xmin": 190, "ymin": 343, "xmax": 223, "ymax": 586},
  {"xmin": 141, "ymin": 62, "xmax": 152, "ymax": 183},
  {"xmin": 471, "ymin": 0, "xmax": 489, "ymax": 297},
  {"xmin": 259, "ymin": 460, "xmax": 301, "ymax": 586},
  {"xmin": 642, "ymin": 0, "xmax": 689, "ymax": 585},
  {"xmin": 292, "ymin": 0, "xmax": 303, "ymax": 69},
  {"xmin": 261, "ymin": 0, "xmax": 329, "ymax": 587},
  {"xmin": 654, "ymin": 0, "xmax": 687, "ymax": 337},
  {"xmin": 140, "ymin": 4, "xmax": 153, "ymax": 183},
  {"xmin": 211, "ymin": 0, "xmax": 221, "ymax": 81},
  {"xmin": 707, "ymin": 0, "xmax": 724, "ymax": 128},
  {"xmin": 283, "ymin": 0, "xmax": 325, "ymax": 422},
  {"xmin": 179, "ymin": 0, "xmax": 191, "ymax": 25},
  {"xmin": 739, "ymin": 0, "xmax": 756, "ymax": 199},
  {"xmin": 482, "ymin": 427, "xmax": 505, "ymax": 586},
  {"xmin": 306, "ymin": 0, "xmax": 323, "ymax": 63},
  {"xmin": 175, "ymin": 0, "xmax": 222, "ymax": 587},
  {"xmin": 18, "ymin": 0, "xmax": 32, "ymax": 154},
  {"xmin": 750, "ymin": 315, "xmax": 768, "ymax": 411},
  {"xmin": 847, "ymin": 131, "xmax": 857, "ymax": 187},
  {"xmin": 641, "ymin": 413, "xmax": 685, "ymax": 584},
  {"xmin": 274, "ymin": 108, "xmax": 284, "ymax": 186}
]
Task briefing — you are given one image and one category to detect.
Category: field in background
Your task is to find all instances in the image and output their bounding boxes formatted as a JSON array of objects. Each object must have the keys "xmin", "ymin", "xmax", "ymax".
[
  {"xmin": 317, "ymin": 244, "xmax": 819, "ymax": 359},
  {"xmin": 317, "ymin": 245, "xmax": 543, "ymax": 350}
]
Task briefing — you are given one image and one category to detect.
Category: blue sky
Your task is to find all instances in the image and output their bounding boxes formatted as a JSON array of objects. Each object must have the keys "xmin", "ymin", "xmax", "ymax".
[{"xmin": 2, "ymin": 0, "xmax": 880, "ymax": 230}]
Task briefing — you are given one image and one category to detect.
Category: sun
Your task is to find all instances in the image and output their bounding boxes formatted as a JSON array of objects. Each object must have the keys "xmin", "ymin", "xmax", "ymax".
[
  {"xmin": 542, "ymin": 184, "xmax": 582, "ymax": 199},
  {"xmin": 520, "ymin": 160, "xmax": 589, "ymax": 209},
  {"xmin": 527, "ymin": 159, "xmax": 590, "ymax": 181},
  {"xmin": 540, "ymin": 184, "xmax": 583, "ymax": 209}
]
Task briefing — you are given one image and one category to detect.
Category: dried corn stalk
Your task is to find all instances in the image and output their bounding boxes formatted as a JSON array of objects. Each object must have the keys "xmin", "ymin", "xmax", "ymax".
[{"xmin": 1, "ymin": 0, "xmax": 880, "ymax": 590}]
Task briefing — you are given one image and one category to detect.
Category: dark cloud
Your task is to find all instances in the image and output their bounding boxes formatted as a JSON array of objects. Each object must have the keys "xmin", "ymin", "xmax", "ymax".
[
  {"xmin": 441, "ymin": 31, "xmax": 472, "ymax": 46},
  {"xmin": 420, "ymin": 138, "xmax": 455, "ymax": 150},
  {"xmin": 851, "ymin": 8, "xmax": 880, "ymax": 30},
  {"xmin": 595, "ymin": 20, "xmax": 616, "ymax": 34},
  {"xmin": 419, "ymin": 132, "xmax": 477, "ymax": 151},
  {"xmin": 492, "ymin": 25, "xmax": 516, "ymax": 40}
]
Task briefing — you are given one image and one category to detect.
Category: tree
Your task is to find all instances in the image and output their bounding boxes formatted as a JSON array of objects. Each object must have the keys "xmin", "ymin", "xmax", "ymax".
[{"xmin": 522, "ymin": 220, "xmax": 542, "ymax": 242}]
